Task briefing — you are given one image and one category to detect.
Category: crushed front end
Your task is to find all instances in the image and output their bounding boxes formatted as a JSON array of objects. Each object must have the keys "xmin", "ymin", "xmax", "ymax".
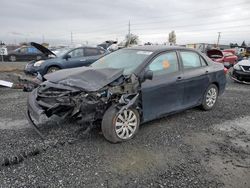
[{"xmin": 26, "ymin": 72, "xmax": 141, "ymax": 138}]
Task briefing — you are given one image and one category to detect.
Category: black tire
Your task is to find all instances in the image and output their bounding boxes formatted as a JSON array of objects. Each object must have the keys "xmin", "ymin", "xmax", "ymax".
[
  {"xmin": 46, "ymin": 66, "xmax": 60, "ymax": 74},
  {"xmin": 200, "ymin": 84, "xmax": 218, "ymax": 111},
  {"xmin": 9, "ymin": 55, "xmax": 16, "ymax": 62},
  {"xmin": 101, "ymin": 106, "xmax": 140, "ymax": 143}
]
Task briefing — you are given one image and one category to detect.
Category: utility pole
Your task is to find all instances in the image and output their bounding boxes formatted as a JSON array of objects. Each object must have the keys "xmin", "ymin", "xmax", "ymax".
[
  {"xmin": 128, "ymin": 20, "xmax": 131, "ymax": 47},
  {"xmin": 217, "ymin": 32, "xmax": 221, "ymax": 48},
  {"xmin": 71, "ymin": 32, "xmax": 73, "ymax": 45}
]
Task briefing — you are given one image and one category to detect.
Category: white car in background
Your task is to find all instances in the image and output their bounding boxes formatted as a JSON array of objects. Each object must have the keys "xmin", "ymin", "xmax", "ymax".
[{"xmin": 231, "ymin": 57, "xmax": 250, "ymax": 83}]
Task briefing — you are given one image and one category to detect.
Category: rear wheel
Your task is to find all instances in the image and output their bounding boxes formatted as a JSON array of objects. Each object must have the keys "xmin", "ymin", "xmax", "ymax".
[
  {"xmin": 200, "ymin": 84, "xmax": 218, "ymax": 111},
  {"xmin": 101, "ymin": 106, "xmax": 140, "ymax": 143},
  {"xmin": 9, "ymin": 55, "xmax": 16, "ymax": 62},
  {"xmin": 46, "ymin": 66, "xmax": 60, "ymax": 74}
]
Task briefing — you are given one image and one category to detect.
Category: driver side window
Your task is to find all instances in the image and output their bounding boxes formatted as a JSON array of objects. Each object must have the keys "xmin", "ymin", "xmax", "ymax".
[
  {"xmin": 68, "ymin": 48, "xmax": 84, "ymax": 58},
  {"xmin": 19, "ymin": 47, "xmax": 28, "ymax": 53},
  {"xmin": 148, "ymin": 51, "xmax": 179, "ymax": 76}
]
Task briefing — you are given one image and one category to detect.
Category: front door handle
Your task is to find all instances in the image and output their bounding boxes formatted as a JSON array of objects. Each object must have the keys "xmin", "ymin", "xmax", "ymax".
[
  {"xmin": 177, "ymin": 76, "xmax": 182, "ymax": 81},
  {"xmin": 205, "ymin": 70, "xmax": 209, "ymax": 74},
  {"xmin": 80, "ymin": 59, "xmax": 86, "ymax": 62}
]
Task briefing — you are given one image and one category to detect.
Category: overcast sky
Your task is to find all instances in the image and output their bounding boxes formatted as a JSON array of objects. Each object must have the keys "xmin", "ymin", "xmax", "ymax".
[{"xmin": 1, "ymin": 0, "xmax": 250, "ymax": 46}]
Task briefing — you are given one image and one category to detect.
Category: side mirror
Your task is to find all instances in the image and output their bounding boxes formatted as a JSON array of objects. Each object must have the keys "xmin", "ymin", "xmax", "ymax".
[
  {"xmin": 64, "ymin": 54, "xmax": 71, "ymax": 60},
  {"xmin": 143, "ymin": 70, "xmax": 153, "ymax": 81}
]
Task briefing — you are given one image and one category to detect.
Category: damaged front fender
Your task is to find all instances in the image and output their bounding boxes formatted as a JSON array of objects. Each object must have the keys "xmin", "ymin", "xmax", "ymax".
[{"xmin": 26, "ymin": 71, "xmax": 142, "ymax": 138}]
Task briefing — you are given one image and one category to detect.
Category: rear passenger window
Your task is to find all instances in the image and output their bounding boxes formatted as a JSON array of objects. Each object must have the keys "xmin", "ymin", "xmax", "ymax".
[
  {"xmin": 68, "ymin": 48, "xmax": 84, "ymax": 58},
  {"xmin": 180, "ymin": 51, "xmax": 201, "ymax": 69},
  {"xmin": 85, "ymin": 48, "xmax": 100, "ymax": 56},
  {"xmin": 148, "ymin": 52, "xmax": 179, "ymax": 75},
  {"xmin": 28, "ymin": 47, "xmax": 39, "ymax": 53}
]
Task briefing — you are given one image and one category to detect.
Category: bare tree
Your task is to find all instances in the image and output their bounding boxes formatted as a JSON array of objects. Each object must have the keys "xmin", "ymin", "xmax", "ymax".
[
  {"xmin": 125, "ymin": 33, "xmax": 139, "ymax": 47},
  {"xmin": 168, "ymin": 31, "xmax": 176, "ymax": 45}
]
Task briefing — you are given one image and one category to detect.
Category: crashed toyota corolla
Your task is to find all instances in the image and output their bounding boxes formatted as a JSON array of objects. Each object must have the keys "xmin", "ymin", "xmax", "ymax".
[{"xmin": 27, "ymin": 46, "xmax": 226, "ymax": 143}]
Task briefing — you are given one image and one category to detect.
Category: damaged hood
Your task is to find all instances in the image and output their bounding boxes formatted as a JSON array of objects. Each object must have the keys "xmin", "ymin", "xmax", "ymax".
[
  {"xmin": 44, "ymin": 67, "xmax": 124, "ymax": 91},
  {"xmin": 206, "ymin": 49, "xmax": 223, "ymax": 59},
  {"xmin": 237, "ymin": 59, "xmax": 250, "ymax": 66}
]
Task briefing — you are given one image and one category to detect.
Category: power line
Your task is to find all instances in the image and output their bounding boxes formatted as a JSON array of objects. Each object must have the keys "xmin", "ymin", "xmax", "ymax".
[
  {"xmin": 45, "ymin": 1, "xmax": 250, "ymax": 38},
  {"xmin": 132, "ymin": 17, "xmax": 250, "ymax": 30},
  {"xmin": 133, "ymin": 24, "xmax": 250, "ymax": 35},
  {"xmin": 131, "ymin": 1, "xmax": 250, "ymax": 25},
  {"xmin": 56, "ymin": 19, "xmax": 250, "ymax": 39},
  {"xmin": 51, "ymin": 15, "xmax": 250, "ymax": 39}
]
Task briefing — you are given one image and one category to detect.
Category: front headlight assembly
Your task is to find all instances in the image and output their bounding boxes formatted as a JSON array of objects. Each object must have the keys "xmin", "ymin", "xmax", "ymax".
[
  {"xmin": 233, "ymin": 64, "xmax": 241, "ymax": 71},
  {"xmin": 34, "ymin": 60, "xmax": 45, "ymax": 67}
]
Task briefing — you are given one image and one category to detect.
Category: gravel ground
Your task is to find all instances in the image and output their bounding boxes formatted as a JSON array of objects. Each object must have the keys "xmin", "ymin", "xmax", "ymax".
[
  {"xmin": 0, "ymin": 72, "xmax": 250, "ymax": 188},
  {"xmin": 0, "ymin": 61, "xmax": 28, "ymax": 72}
]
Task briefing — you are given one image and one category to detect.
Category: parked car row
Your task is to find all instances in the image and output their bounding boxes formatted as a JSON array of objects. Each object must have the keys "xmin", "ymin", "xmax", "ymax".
[
  {"xmin": 206, "ymin": 49, "xmax": 238, "ymax": 68},
  {"xmin": 205, "ymin": 48, "xmax": 250, "ymax": 83},
  {"xmin": 231, "ymin": 57, "xmax": 250, "ymax": 83}
]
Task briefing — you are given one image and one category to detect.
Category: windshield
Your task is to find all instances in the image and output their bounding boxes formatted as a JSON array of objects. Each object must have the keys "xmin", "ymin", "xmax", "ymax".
[
  {"xmin": 52, "ymin": 48, "xmax": 71, "ymax": 57},
  {"xmin": 91, "ymin": 49, "xmax": 152, "ymax": 75},
  {"xmin": 14, "ymin": 47, "xmax": 21, "ymax": 52}
]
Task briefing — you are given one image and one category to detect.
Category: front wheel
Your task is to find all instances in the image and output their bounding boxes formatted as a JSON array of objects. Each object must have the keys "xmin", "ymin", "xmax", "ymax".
[
  {"xmin": 200, "ymin": 84, "xmax": 218, "ymax": 111},
  {"xmin": 101, "ymin": 106, "xmax": 140, "ymax": 143},
  {"xmin": 9, "ymin": 55, "xmax": 16, "ymax": 62},
  {"xmin": 46, "ymin": 66, "xmax": 60, "ymax": 74}
]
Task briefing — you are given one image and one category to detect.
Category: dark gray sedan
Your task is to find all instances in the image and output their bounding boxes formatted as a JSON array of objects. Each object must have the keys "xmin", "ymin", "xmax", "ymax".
[{"xmin": 27, "ymin": 46, "xmax": 226, "ymax": 143}]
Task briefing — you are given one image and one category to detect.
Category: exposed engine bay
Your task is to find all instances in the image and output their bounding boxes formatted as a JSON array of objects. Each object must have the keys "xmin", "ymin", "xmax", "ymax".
[{"xmin": 26, "ymin": 67, "xmax": 141, "ymax": 138}]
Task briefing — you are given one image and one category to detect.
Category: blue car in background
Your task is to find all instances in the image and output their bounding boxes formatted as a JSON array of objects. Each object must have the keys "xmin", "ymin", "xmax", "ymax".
[
  {"xmin": 25, "ymin": 44, "xmax": 107, "ymax": 76},
  {"xmin": 5, "ymin": 45, "xmax": 46, "ymax": 62}
]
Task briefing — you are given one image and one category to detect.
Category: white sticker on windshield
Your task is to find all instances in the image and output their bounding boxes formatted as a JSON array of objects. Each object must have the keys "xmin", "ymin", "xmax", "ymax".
[{"xmin": 137, "ymin": 51, "xmax": 153, "ymax": 55}]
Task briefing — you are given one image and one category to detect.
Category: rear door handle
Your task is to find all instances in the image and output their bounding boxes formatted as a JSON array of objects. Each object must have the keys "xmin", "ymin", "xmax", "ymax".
[
  {"xmin": 80, "ymin": 59, "xmax": 86, "ymax": 62},
  {"xmin": 205, "ymin": 70, "xmax": 209, "ymax": 74}
]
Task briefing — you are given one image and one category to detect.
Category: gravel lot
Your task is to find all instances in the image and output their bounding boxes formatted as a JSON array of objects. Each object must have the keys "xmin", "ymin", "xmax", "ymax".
[
  {"xmin": 0, "ymin": 69, "xmax": 250, "ymax": 187},
  {"xmin": 0, "ymin": 61, "xmax": 27, "ymax": 72}
]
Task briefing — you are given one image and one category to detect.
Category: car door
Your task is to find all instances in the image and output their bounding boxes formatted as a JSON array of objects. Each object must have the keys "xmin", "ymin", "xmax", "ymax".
[
  {"xmin": 141, "ymin": 51, "xmax": 184, "ymax": 122},
  {"xmin": 26, "ymin": 47, "xmax": 38, "ymax": 60},
  {"xmin": 178, "ymin": 50, "xmax": 210, "ymax": 108},
  {"xmin": 83, "ymin": 48, "xmax": 104, "ymax": 66},
  {"xmin": 18, "ymin": 47, "xmax": 29, "ymax": 61},
  {"xmin": 63, "ymin": 48, "xmax": 85, "ymax": 68}
]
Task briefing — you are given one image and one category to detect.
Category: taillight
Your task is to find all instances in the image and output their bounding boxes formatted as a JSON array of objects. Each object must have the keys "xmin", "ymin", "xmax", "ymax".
[{"xmin": 223, "ymin": 67, "xmax": 228, "ymax": 74}]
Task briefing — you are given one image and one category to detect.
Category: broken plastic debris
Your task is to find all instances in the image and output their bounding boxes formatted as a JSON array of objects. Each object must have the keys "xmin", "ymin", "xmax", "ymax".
[{"xmin": 0, "ymin": 80, "xmax": 13, "ymax": 88}]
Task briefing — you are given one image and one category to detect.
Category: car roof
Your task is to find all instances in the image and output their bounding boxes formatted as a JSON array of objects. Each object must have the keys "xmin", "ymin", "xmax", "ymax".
[
  {"xmin": 128, "ymin": 45, "xmax": 190, "ymax": 52},
  {"xmin": 75, "ymin": 46, "xmax": 106, "ymax": 50}
]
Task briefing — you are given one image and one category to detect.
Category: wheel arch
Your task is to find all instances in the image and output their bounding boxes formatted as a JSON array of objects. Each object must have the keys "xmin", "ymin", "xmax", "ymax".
[
  {"xmin": 211, "ymin": 81, "xmax": 220, "ymax": 93},
  {"xmin": 45, "ymin": 64, "xmax": 62, "ymax": 73}
]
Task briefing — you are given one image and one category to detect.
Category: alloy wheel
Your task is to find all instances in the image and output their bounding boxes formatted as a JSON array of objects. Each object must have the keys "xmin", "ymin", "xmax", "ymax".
[
  {"xmin": 10, "ymin": 56, "xmax": 16, "ymax": 62},
  {"xmin": 206, "ymin": 87, "xmax": 217, "ymax": 108},
  {"xmin": 115, "ymin": 109, "xmax": 138, "ymax": 139}
]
